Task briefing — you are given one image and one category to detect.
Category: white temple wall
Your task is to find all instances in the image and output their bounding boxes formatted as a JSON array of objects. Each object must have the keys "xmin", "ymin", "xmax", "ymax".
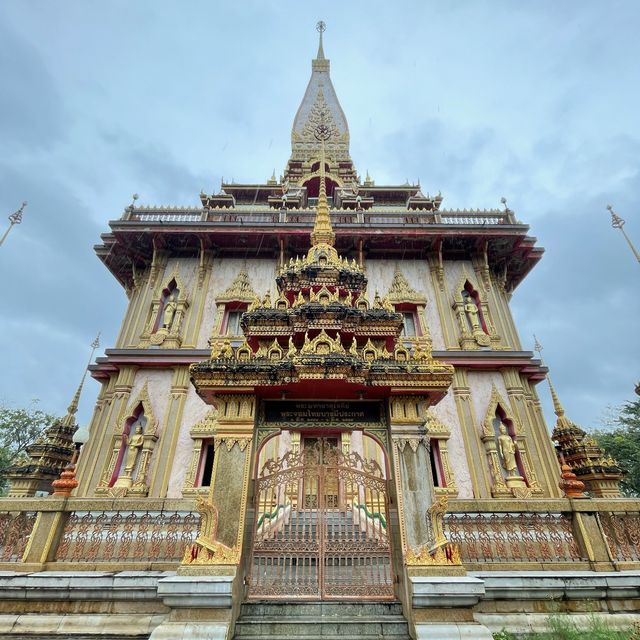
[
  {"xmin": 365, "ymin": 259, "xmax": 445, "ymax": 350},
  {"xmin": 430, "ymin": 390, "xmax": 474, "ymax": 498},
  {"xmin": 196, "ymin": 257, "xmax": 277, "ymax": 348},
  {"xmin": 467, "ymin": 371, "xmax": 510, "ymax": 429}
]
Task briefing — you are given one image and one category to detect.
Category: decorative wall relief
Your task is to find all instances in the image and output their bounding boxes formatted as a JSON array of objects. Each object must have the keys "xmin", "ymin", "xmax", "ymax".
[
  {"xmin": 97, "ymin": 384, "xmax": 159, "ymax": 497},
  {"xmin": 139, "ymin": 270, "xmax": 190, "ymax": 348},
  {"xmin": 451, "ymin": 271, "xmax": 501, "ymax": 350},
  {"xmin": 480, "ymin": 386, "xmax": 542, "ymax": 499}
]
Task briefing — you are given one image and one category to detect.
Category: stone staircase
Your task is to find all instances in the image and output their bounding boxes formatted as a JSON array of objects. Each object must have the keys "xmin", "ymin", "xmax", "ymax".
[{"xmin": 232, "ymin": 601, "xmax": 411, "ymax": 640}]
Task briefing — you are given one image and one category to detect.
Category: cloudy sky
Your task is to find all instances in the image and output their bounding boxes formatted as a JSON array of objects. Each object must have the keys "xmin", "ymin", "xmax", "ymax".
[{"xmin": 0, "ymin": 1, "xmax": 638, "ymax": 432}]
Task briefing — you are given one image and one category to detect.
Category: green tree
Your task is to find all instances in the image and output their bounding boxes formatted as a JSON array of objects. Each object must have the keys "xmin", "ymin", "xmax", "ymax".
[
  {"xmin": 591, "ymin": 398, "xmax": 640, "ymax": 497},
  {"xmin": 0, "ymin": 402, "xmax": 56, "ymax": 493}
]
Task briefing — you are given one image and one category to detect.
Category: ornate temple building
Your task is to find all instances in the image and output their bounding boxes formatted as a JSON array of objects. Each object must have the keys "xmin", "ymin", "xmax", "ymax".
[{"xmin": 1, "ymin": 24, "xmax": 638, "ymax": 640}]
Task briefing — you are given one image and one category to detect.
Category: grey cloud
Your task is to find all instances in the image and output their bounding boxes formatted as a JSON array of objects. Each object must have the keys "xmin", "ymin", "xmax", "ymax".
[{"xmin": 0, "ymin": 18, "xmax": 68, "ymax": 150}]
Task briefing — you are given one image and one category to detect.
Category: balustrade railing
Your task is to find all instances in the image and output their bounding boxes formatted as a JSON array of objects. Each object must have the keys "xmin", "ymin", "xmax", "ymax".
[
  {"xmin": 55, "ymin": 509, "xmax": 199, "ymax": 564},
  {"xmin": 599, "ymin": 512, "xmax": 640, "ymax": 562},
  {"xmin": 445, "ymin": 512, "xmax": 584, "ymax": 564},
  {"xmin": 124, "ymin": 207, "xmax": 513, "ymax": 226},
  {"xmin": 1, "ymin": 498, "xmax": 639, "ymax": 570},
  {"xmin": 0, "ymin": 511, "xmax": 37, "ymax": 562}
]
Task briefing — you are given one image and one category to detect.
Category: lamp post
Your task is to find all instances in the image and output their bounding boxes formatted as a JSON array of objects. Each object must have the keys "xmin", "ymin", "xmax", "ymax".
[
  {"xmin": 606, "ymin": 205, "xmax": 640, "ymax": 264},
  {"xmin": 0, "ymin": 201, "xmax": 27, "ymax": 248}
]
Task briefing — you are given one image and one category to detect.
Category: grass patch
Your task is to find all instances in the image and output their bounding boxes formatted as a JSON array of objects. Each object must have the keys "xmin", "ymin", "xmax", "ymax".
[{"xmin": 493, "ymin": 615, "xmax": 634, "ymax": 639}]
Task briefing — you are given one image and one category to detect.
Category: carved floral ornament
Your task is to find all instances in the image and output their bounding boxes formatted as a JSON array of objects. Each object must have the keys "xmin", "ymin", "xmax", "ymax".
[
  {"xmin": 182, "ymin": 496, "xmax": 240, "ymax": 566},
  {"xmin": 216, "ymin": 267, "xmax": 258, "ymax": 304},
  {"xmin": 386, "ymin": 268, "xmax": 427, "ymax": 305},
  {"xmin": 189, "ymin": 408, "xmax": 219, "ymax": 438},
  {"xmin": 405, "ymin": 496, "xmax": 461, "ymax": 567}
]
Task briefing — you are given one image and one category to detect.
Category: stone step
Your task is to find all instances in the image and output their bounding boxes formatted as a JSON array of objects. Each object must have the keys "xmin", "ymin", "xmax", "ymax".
[
  {"xmin": 233, "ymin": 602, "xmax": 411, "ymax": 640},
  {"xmin": 234, "ymin": 636, "xmax": 409, "ymax": 640},
  {"xmin": 240, "ymin": 601, "xmax": 403, "ymax": 617},
  {"xmin": 235, "ymin": 623, "xmax": 408, "ymax": 636}
]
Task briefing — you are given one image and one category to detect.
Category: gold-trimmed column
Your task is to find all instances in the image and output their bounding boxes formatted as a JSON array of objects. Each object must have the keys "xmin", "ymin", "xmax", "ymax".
[
  {"xmin": 389, "ymin": 396, "xmax": 434, "ymax": 558},
  {"xmin": 81, "ymin": 365, "xmax": 138, "ymax": 494},
  {"xmin": 180, "ymin": 393, "xmax": 255, "ymax": 573},
  {"xmin": 427, "ymin": 253, "xmax": 458, "ymax": 350},
  {"xmin": 502, "ymin": 367, "xmax": 559, "ymax": 497},
  {"xmin": 182, "ymin": 249, "xmax": 215, "ymax": 347}
]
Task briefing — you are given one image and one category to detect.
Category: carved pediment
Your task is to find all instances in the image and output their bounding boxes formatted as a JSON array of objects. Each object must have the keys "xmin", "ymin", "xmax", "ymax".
[
  {"xmin": 387, "ymin": 268, "xmax": 426, "ymax": 305},
  {"xmin": 217, "ymin": 268, "xmax": 258, "ymax": 304}
]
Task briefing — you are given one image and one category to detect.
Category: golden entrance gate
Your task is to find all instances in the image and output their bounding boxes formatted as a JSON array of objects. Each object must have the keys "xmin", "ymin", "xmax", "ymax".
[{"xmin": 248, "ymin": 437, "xmax": 394, "ymax": 600}]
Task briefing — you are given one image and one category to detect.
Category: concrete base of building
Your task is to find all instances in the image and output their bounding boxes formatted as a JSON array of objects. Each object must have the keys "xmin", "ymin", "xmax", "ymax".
[{"xmin": 0, "ymin": 570, "xmax": 638, "ymax": 637}]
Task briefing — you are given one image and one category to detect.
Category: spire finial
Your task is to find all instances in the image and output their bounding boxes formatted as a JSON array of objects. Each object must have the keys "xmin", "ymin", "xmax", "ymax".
[
  {"xmin": 0, "ymin": 201, "xmax": 27, "ymax": 248},
  {"xmin": 533, "ymin": 334, "xmax": 543, "ymax": 360},
  {"xmin": 310, "ymin": 112, "xmax": 335, "ymax": 247},
  {"xmin": 62, "ymin": 333, "xmax": 101, "ymax": 426},
  {"xmin": 534, "ymin": 335, "xmax": 566, "ymax": 419},
  {"xmin": 606, "ymin": 204, "xmax": 640, "ymax": 264},
  {"xmin": 316, "ymin": 21, "xmax": 326, "ymax": 60}
]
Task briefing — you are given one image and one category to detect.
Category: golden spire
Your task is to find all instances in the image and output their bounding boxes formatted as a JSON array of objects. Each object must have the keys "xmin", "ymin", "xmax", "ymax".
[
  {"xmin": 534, "ymin": 335, "xmax": 573, "ymax": 429},
  {"xmin": 61, "ymin": 333, "xmax": 101, "ymax": 427},
  {"xmin": 310, "ymin": 113, "xmax": 335, "ymax": 247}
]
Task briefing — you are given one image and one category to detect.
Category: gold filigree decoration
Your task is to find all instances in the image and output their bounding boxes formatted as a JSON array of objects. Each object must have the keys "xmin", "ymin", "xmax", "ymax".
[
  {"xmin": 235, "ymin": 339, "xmax": 254, "ymax": 361},
  {"xmin": 216, "ymin": 267, "xmax": 257, "ymax": 303},
  {"xmin": 354, "ymin": 292, "xmax": 369, "ymax": 310},
  {"xmin": 405, "ymin": 496, "xmax": 461, "ymax": 566},
  {"xmin": 190, "ymin": 409, "xmax": 219, "ymax": 438},
  {"xmin": 387, "ymin": 268, "xmax": 427, "ymax": 305},
  {"xmin": 300, "ymin": 330, "xmax": 345, "ymax": 356},
  {"xmin": 214, "ymin": 437, "xmax": 251, "ymax": 452},
  {"xmin": 267, "ymin": 338, "xmax": 284, "ymax": 361},
  {"xmin": 405, "ymin": 542, "xmax": 461, "ymax": 566},
  {"xmin": 182, "ymin": 496, "xmax": 240, "ymax": 565}
]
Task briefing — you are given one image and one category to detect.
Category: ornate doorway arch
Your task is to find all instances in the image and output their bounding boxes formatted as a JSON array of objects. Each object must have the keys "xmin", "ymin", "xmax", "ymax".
[{"xmin": 248, "ymin": 431, "xmax": 394, "ymax": 600}]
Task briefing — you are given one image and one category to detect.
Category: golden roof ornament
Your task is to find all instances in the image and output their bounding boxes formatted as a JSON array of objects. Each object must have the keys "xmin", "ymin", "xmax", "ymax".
[
  {"xmin": 387, "ymin": 268, "xmax": 427, "ymax": 304},
  {"xmin": 217, "ymin": 267, "xmax": 257, "ymax": 303},
  {"xmin": 309, "ymin": 112, "xmax": 336, "ymax": 248}
]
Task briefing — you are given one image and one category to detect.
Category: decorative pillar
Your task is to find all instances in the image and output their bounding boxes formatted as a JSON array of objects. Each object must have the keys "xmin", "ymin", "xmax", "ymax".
[{"xmin": 181, "ymin": 393, "xmax": 255, "ymax": 572}]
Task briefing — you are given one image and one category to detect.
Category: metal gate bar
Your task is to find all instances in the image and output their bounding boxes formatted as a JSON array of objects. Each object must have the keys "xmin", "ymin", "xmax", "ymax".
[{"xmin": 248, "ymin": 441, "xmax": 394, "ymax": 600}]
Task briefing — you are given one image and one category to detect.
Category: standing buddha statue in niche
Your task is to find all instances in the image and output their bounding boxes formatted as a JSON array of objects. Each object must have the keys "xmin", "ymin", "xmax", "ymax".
[
  {"xmin": 162, "ymin": 294, "xmax": 178, "ymax": 330},
  {"xmin": 123, "ymin": 425, "xmax": 145, "ymax": 476},
  {"xmin": 498, "ymin": 424, "xmax": 518, "ymax": 477},
  {"xmin": 463, "ymin": 295, "xmax": 482, "ymax": 332}
]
